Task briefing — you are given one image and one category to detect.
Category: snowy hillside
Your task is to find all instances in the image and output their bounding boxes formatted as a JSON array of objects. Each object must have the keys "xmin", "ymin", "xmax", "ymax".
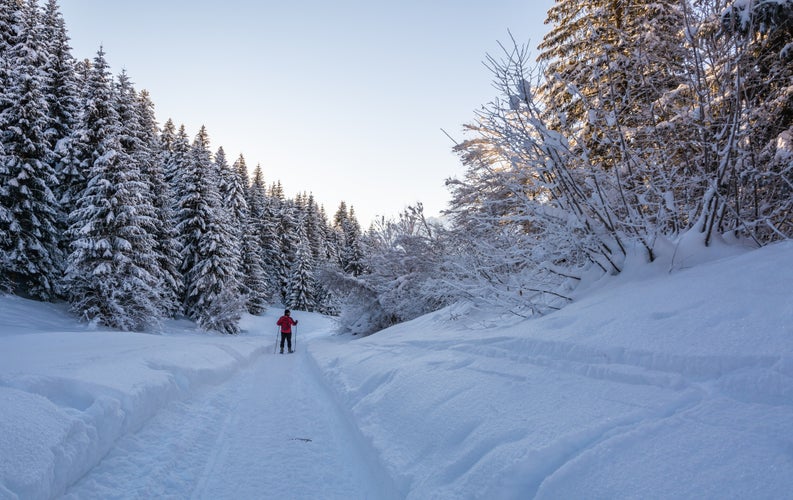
[{"xmin": 1, "ymin": 241, "xmax": 792, "ymax": 499}]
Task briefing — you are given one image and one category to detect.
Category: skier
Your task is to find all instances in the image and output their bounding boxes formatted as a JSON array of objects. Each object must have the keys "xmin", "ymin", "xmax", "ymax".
[{"xmin": 276, "ymin": 309, "xmax": 298, "ymax": 354}]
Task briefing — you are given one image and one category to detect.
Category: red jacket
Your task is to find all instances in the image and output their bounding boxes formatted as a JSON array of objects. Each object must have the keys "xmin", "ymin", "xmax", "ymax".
[{"xmin": 277, "ymin": 315, "xmax": 297, "ymax": 333}]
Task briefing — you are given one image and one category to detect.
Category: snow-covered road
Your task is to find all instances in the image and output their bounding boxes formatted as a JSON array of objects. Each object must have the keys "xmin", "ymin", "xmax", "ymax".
[{"xmin": 63, "ymin": 346, "xmax": 396, "ymax": 499}]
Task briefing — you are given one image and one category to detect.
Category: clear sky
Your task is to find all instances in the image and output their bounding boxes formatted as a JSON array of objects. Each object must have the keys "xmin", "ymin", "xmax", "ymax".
[{"xmin": 57, "ymin": 0, "xmax": 555, "ymax": 227}]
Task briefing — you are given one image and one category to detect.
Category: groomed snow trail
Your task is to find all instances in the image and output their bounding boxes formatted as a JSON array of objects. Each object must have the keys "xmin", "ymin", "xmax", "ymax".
[{"xmin": 63, "ymin": 346, "xmax": 395, "ymax": 499}]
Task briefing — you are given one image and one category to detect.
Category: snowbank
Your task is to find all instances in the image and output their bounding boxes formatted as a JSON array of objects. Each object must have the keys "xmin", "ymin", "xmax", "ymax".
[
  {"xmin": 0, "ymin": 299, "xmax": 273, "ymax": 499},
  {"xmin": 308, "ymin": 241, "xmax": 793, "ymax": 498}
]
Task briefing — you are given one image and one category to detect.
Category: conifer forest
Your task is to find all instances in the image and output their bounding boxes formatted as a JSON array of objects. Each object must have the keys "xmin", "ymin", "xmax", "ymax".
[{"xmin": 1, "ymin": 0, "xmax": 791, "ymax": 334}]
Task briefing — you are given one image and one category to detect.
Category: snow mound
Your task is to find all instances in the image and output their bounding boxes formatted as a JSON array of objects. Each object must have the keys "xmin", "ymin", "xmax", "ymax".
[
  {"xmin": 308, "ymin": 241, "xmax": 793, "ymax": 498},
  {"xmin": 0, "ymin": 304, "xmax": 273, "ymax": 499}
]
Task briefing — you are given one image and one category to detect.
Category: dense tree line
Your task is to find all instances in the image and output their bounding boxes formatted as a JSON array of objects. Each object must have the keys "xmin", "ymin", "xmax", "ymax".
[
  {"xmin": 0, "ymin": 0, "xmax": 361, "ymax": 332},
  {"xmin": 3, "ymin": 0, "xmax": 790, "ymax": 336}
]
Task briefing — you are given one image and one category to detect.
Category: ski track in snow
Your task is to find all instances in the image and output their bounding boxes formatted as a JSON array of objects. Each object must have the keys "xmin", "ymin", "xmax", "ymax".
[{"xmin": 63, "ymin": 348, "xmax": 395, "ymax": 500}]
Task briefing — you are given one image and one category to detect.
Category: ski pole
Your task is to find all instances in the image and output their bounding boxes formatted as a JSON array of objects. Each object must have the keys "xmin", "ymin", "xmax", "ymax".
[
  {"xmin": 274, "ymin": 326, "xmax": 280, "ymax": 354},
  {"xmin": 293, "ymin": 325, "xmax": 297, "ymax": 352}
]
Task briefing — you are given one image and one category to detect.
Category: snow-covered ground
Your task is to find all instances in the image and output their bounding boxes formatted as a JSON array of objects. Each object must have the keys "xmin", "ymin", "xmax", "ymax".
[{"xmin": 1, "ymin": 241, "xmax": 792, "ymax": 499}]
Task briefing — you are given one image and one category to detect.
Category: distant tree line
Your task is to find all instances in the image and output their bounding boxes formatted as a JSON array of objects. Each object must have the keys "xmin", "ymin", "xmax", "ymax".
[{"xmin": 0, "ymin": 0, "xmax": 364, "ymax": 332}]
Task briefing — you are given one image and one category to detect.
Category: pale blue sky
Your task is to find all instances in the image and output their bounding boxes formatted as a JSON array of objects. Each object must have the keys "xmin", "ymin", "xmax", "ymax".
[{"xmin": 58, "ymin": 0, "xmax": 555, "ymax": 226}]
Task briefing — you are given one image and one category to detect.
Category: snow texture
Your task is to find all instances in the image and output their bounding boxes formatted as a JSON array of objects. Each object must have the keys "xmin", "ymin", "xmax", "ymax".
[{"xmin": 1, "ymin": 241, "xmax": 792, "ymax": 499}]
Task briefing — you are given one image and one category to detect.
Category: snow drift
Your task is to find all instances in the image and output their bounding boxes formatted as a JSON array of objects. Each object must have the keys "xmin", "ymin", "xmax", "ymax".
[{"xmin": 309, "ymin": 241, "xmax": 793, "ymax": 498}]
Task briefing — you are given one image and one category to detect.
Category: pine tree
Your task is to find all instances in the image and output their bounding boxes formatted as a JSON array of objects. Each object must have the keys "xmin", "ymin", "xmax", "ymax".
[
  {"xmin": 0, "ymin": 0, "xmax": 62, "ymax": 299},
  {"xmin": 250, "ymin": 165, "xmax": 282, "ymax": 301},
  {"xmin": 274, "ymin": 194, "xmax": 298, "ymax": 303},
  {"xmin": 215, "ymin": 147, "xmax": 247, "ymax": 297},
  {"xmin": 40, "ymin": 0, "xmax": 78, "ymax": 155},
  {"xmin": 344, "ymin": 206, "xmax": 366, "ymax": 276},
  {"xmin": 159, "ymin": 118, "xmax": 178, "ymax": 186},
  {"xmin": 175, "ymin": 126, "xmax": 243, "ymax": 333},
  {"xmin": 64, "ymin": 48, "xmax": 163, "ymax": 330},
  {"xmin": 233, "ymin": 153, "xmax": 250, "ymax": 189},
  {"xmin": 134, "ymin": 89, "xmax": 182, "ymax": 315},
  {"xmin": 333, "ymin": 202, "xmax": 365, "ymax": 276},
  {"xmin": 0, "ymin": 0, "xmax": 21, "ymax": 114},
  {"xmin": 227, "ymin": 154, "xmax": 268, "ymax": 314},
  {"xmin": 303, "ymin": 193, "xmax": 329, "ymax": 263},
  {"xmin": 287, "ymin": 216, "xmax": 317, "ymax": 311},
  {"xmin": 39, "ymin": 0, "xmax": 79, "ymax": 258},
  {"xmin": 58, "ymin": 55, "xmax": 100, "ymax": 231}
]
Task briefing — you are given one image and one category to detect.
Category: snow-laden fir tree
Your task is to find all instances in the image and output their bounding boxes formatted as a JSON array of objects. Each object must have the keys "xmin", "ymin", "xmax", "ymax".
[
  {"xmin": 332, "ymin": 202, "xmax": 366, "ymax": 277},
  {"xmin": 64, "ymin": 48, "xmax": 163, "ymax": 330},
  {"xmin": 274, "ymin": 192, "xmax": 300, "ymax": 303},
  {"xmin": 232, "ymin": 154, "xmax": 269, "ymax": 313},
  {"xmin": 123, "ymin": 83, "xmax": 182, "ymax": 316},
  {"xmin": 249, "ymin": 171, "xmax": 284, "ymax": 301},
  {"xmin": 165, "ymin": 123, "xmax": 190, "ymax": 193},
  {"xmin": 215, "ymin": 146, "xmax": 259, "ymax": 310},
  {"xmin": 246, "ymin": 163, "xmax": 278, "ymax": 301},
  {"xmin": 0, "ymin": 0, "xmax": 20, "ymax": 104},
  {"xmin": 40, "ymin": 0, "xmax": 78, "ymax": 158},
  {"xmin": 57, "ymin": 53, "xmax": 97, "ymax": 232},
  {"xmin": 0, "ymin": 0, "xmax": 62, "ymax": 299},
  {"xmin": 286, "ymin": 215, "xmax": 317, "ymax": 311},
  {"xmin": 174, "ymin": 126, "xmax": 243, "ymax": 333},
  {"xmin": 302, "ymin": 193, "xmax": 330, "ymax": 263},
  {"xmin": 39, "ymin": 0, "xmax": 79, "ymax": 260},
  {"xmin": 158, "ymin": 118, "xmax": 178, "ymax": 186}
]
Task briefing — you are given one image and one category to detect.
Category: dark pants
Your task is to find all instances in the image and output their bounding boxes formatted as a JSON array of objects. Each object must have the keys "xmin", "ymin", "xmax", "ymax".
[{"xmin": 280, "ymin": 332, "xmax": 292, "ymax": 351}]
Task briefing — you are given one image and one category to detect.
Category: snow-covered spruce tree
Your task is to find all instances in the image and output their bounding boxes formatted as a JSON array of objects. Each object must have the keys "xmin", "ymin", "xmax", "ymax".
[
  {"xmin": 0, "ymin": 0, "xmax": 62, "ymax": 299},
  {"xmin": 286, "ymin": 215, "xmax": 318, "ymax": 311},
  {"xmin": 233, "ymin": 155, "xmax": 268, "ymax": 313},
  {"xmin": 64, "ymin": 48, "xmax": 163, "ymax": 330},
  {"xmin": 158, "ymin": 118, "xmax": 178, "ymax": 186},
  {"xmin": 0, "ymin": 0, "xmax": 20, "ymax": 105},
  {"xmin": 332, "ymin": 201, "xmax": 366, "ymax": 277},
  {"xmin": 174, "ymin": 126, "xmax": 243, "ymax": 334},
  {"xmin": 538, "ymin": 0, "xmax": 688, "ymax": 136},
  {"xmin": 303, "ymin": 193, "xmax": 331, "ymax": 263},
  {"xmin": 217, "ymin": 147, "xmax": 268, "ymax": 314},
  {"xmin": 40, "ymin": 0, "xmax": 80, "ymax": 266},
  {"xmin": 264, "ymin": 181, "xmax": 293, "ymax": 303},
  {"xmin": 40, "ymin": 0, "xmax": 78, "ymax": 157},
  {"xmin": 130, "ymin": 87, "xmax": 182, "ymax": 316},
  {"xmin": 275, "ymin": 194, "xmax": 299, "ymax": 303},
  {"xmin": 214, "ymin": 147, "xmax": 243, "ymax": 275},
  {"xmin": 298, "ymin": 192, "xmax": 338, "ymax": 314},
  {"xmin": 248, "ymin": 163, "xmax": 281, "ymax": 301}
]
